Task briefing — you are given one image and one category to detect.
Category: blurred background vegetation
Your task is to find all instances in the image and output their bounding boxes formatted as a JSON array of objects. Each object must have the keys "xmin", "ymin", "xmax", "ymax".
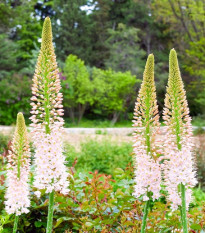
[{"xmin": 0, "ymin": 0, "xmax": 204, "ymax": 126}]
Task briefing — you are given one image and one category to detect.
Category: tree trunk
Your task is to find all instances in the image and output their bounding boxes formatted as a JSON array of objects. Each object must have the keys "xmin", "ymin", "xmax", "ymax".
[
  {"xmin": 69, "ymin": 107, "xmax": 75, "ymax": 124},
  {"xmin": 78, "ymin": 103, "xmax": 87, "ymax": 124},
  {"xmin": 111, "ymin": 112, "xmax": 120, "ymax": 126}
]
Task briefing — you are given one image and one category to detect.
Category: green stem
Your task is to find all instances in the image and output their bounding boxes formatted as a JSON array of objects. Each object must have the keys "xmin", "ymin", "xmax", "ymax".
[
  {"xmin": 180, "ymin": 206, "xmax": 184, "ymax": 228},
  {"xmin": 181, "ymin": 184, "xmax": 188, "ymax": 233},
  {"xmin": 141, "ymin": 196, "xmax": 150, "ymax": 233},
  {"xmin": 46, "ymin": 190, "xmax": 55, "ymax": 233},
  {"xmin": 13, "ymin": 215, "xmax": 19, "ymax": 233}
]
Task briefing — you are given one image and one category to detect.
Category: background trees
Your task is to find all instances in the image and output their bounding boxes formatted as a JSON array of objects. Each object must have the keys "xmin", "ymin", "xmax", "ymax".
[{"xmin": 0, "ymin": 0, "xmax": 204, "ymax": 125}]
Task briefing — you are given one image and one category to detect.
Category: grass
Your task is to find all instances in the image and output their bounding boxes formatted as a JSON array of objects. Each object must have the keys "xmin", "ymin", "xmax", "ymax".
[
  {"xmin": 64, "ymin": 118, "xmax": 132, "ymax": 128},
  {"xmin": 64, "ymin": 116, "xmax": 205, "ymax": 128}
]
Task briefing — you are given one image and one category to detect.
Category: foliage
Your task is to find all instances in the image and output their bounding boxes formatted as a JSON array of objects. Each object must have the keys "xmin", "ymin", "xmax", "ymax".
[
  {"xmin": 0, "ymin": 134, "xmax": 11, "ymax": 155},
  {"xmin": 0, "ymin": 74, "xmax": 32, "ymax": 125},
  {"xmin": 0, "ymin": 0, "xmax": 204, "ymax": 124},
  {"xmin": 53, "ymin": 0, "xmax": 93, "ymax": 64},
  {"xmin": 92, "ymin": 67, "xmax": 139, "ymax": 124},
  {"xmin": 64, "ymin": 139, "xmax": 133, "ymax": 175},
  {"xmin": 64, "ymin": 118, "xmax": 133, "ymax": 128},
  {"xmin": 105, "ymin": 23, "xmax": 146, "ymax": 75},
  {"xmin": 152, "ymin": 0, "xmax": 205, "ymax": 115},
  {"xmin": 62, "ymin": 55, "xmax": 139, "ymax": 125},
  {"xmin": 0, "ymin": 134, "xmax": 205, "ymax": 231},
  {"xmin": 0, "ymin": 163, "xmax": 204, "ymax": 232},
  {"xmin": 62, "ymin": 54, "xmax": 94, "ymax": 123},
  {"xmin": 0, "ymin": 35, "xmax": 20, "ymax": 79},
  {"xmin": 195, "ymin": 134, "xmax": 205, "ymax": 190}
]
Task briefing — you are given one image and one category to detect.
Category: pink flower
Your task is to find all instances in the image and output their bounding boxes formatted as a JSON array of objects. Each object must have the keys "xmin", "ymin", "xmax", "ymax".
[
  {"xmin": 5, "ymin": 113, "xmax": 31, "ymax": 215},
  {"xmin": 132, "ymin": 54, "xmax": 162, "ymax": 201}
]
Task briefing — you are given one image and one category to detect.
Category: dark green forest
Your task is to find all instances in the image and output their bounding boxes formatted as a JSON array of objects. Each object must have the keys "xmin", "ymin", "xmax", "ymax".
[{"xmin": 0, "ymin": 0, "xmax": 204, "ymax": 126}]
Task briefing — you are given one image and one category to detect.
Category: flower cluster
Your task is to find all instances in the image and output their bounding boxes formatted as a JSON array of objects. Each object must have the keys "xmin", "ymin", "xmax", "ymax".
[
  {"xmin": 30, "ymin": 17, "xmax": 69, "ymax": 196},
  {"xmin": 163, "ymin": 49, "xmax": 197, "ymax": 210},
  {"xmin": 5, "ymin": 113, "xmax": 31, "ymax": 215},
  {"xmin": 30, "ymin": 17, "xmax": 64, "ymax": 131},
  {"xmin": 33, "ymin": 128, "xmax": 69, "ymax": 196},
  {"xmin": 132, "ymin": 54, "xmax": 162, "ymax": 201}
]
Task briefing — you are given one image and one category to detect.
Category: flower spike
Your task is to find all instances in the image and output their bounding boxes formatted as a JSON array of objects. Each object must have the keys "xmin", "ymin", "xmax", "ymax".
[
  {"xmin": 163, "ymin": 49, "xmax": 197, "ymax": 232},
  {"xmin": 30, "ymin": 17, "xmax": 69, "ymax": 233},
  {"xmin": 132, "ymin": 54, "xmax": 162, "ymax": 233},
  {"xmin": 5, "ymin": 112, "xmax": 31, "ymax": 216},
  {"xmin": 30, "ymin": 16, "xmax": 69, "ymax": 196}
]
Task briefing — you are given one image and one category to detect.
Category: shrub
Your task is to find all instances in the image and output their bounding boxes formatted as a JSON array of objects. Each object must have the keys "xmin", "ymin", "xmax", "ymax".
[
  {"xmin": 64, "ymin": 139, "xmax": 133, "ymax": 175},
  {"xmin": 195, "ymin": 134, "xmax": 205, "ymax": 190},
  {"xmin": 0, "ymin": 167, "xmax": 204, "ymax": 232},
  {"xmin": 0, "ymin": 133, "xmax": 10, "ymax": 154}
]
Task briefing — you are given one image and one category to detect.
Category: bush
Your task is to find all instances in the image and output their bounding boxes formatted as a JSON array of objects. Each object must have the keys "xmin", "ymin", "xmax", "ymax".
[
  {"xmin": 0, "ymin": 167, "xmax": 204, "ymax": 232},
  {"xmin": 195, "ymin": 134, "xmax": 205, "ymax": 190},
  {"xmin": 0, "ymin": 137, "xmax": 204, "ymax": 232},
  {"xmin": 0, "ymin": 133, "xmax": 10, "ymax": 154},
  {"xmin": 64, "ymin": 139, "xmax": 133, "ymax": 175}
]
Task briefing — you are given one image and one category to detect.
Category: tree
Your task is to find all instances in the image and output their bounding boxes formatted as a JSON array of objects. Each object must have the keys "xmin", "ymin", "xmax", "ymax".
[
  {"xmin": 105, "ymin": 23, "xmax": 145, "ymax": 75},
  {"xmin": 92, "ymin": 67, "xmax": 139, "ymax": 124},
  {"xmin": 0, "ymin": 0, "xmax": 42, "ymax": 63},
  {"xmin": 62, "ymin": 54, "xmax": 94, "ymax": 124},
  {"xmin": 0, "ymin": 74, "xmax": 32, "ymax": 125},
  {"xmin": 152, "ymin": 0, "xmax": 205, "ymax": 115},
  {"xmin": 53, "ymin": 0, "xmax": 94, "ymax": 65},
  {"xmin": 0, "ymin": 34, "xmax": 20, "ymax": 79}
]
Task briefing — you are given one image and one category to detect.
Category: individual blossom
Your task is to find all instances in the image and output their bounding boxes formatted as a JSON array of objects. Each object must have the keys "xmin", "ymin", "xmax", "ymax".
[
  {"xmin": 163, "ymin": 49, "xmax": 197, "ymax": 212},
  {"xmin": 30, "ymin": 17, "xmax": 69, "ymax": 196},
  {"xmin": 5, "ymin": 112, "xmax": 31, "ymax": 216},
  {"xmin": 132, "ymin": 54, "xmax": 162, "ymax": 202}
]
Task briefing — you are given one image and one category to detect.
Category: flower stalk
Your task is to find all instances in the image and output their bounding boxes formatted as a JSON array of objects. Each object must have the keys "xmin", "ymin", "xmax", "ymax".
[
  {"xmin": 13, "ymin": 215, "xmax": 19, "ymax": 233},
  {"xmin": 5, "ymin": 112, "xmax": 30, "ymax": 233},
  {"xmin": 132, "ymin": 54, "xmax": 162, "ymax": 233},
  {"xmin": 163, "ymin": 49, "xmax": 197, "ymax": 232},
  {"xmin": 30, "ymin": 16, "xmax": 70, "ymax": 233}
]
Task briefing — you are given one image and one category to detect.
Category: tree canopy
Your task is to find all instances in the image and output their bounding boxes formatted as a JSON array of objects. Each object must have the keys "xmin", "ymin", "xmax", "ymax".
[{"xmin": 0, "ymin": 0, "xmax": 204, "ymax": 125}]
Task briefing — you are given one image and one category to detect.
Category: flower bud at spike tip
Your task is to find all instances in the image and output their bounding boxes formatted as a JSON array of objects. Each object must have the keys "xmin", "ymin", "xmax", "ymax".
[
  {"xmin": 41, "ymin": 17, "xmax": 53, "ymax": 52},
  {"xmin": 5, "ymin": 113, "xmax": 31, "ymax": 216}
]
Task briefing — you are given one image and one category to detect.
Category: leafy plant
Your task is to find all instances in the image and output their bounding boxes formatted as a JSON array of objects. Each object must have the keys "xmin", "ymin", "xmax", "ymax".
[{"xmin": 64, "ymin": 139, "xmax": 133, "ymax": 175}]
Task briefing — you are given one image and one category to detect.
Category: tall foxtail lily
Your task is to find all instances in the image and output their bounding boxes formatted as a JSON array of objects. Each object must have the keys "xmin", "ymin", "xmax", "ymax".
[
  {"xmin": 132, "ymin": 54, "xmax": 162, "ymax": 233},
  {"xmin": 30, "ymin": 17, "xmax": 70, "ymax": 233},
  {"xmin": 163, "ymin": 49, "xmax": 197, "ymax": 232},
  {"xmin": 5, "ymin": 112, "xmax": 31, "ymax": 233}
]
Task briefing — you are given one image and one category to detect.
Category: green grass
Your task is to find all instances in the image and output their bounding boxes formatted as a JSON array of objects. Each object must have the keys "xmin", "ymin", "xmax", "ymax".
[
  {"xmin": 64, "ymin": 118, "xmax": 132, "ymax": 128},
  {"xmin": 64, "ymin": 116, "xmax": 205, "ymax": 128}
]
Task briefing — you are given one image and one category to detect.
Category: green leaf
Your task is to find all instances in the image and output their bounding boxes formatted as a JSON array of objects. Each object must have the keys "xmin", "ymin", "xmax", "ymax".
[
  {"xmin": 34, "ymin": 221, "xmax": 44, "ymax": 228},
  {"xmin": 190, "ymin": 223, "xmax": 202, "ymax": 230},
  {"xmin": 54, "ymin": 217, "xmax": 73, "ymax": 228}
]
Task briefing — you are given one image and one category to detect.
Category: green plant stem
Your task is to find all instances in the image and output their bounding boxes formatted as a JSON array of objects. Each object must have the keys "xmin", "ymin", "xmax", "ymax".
[
  {"xmin": 141, "ymin": 196, "xmax": 150, "ymax": 233},
  {"xmin": 46, "ymin": 190, "xmax": 54, "ymax": 233},
  {"xmin": 13, "ymin": 215, "xmax": 19, "ymax": 233},
  {"xmin": 181, "ymin": 183, "xmax": 188, "ymax": 233}
]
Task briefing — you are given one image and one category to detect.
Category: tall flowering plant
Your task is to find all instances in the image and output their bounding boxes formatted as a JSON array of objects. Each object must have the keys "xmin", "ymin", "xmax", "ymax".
[
  {"xmin": 30, "ymin": 17, "xmax": 69, "ymax": 233},
  {"xmin": 132, "ymin": 54, "xmax": 162, "ymax": 233},
  {"xmin": 163, "ymin": 49, "xmax": 197, "ymax": 232},
  {"xmin": 5, "ymin": 112, "xmax": 30, "ymax": 233}
]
